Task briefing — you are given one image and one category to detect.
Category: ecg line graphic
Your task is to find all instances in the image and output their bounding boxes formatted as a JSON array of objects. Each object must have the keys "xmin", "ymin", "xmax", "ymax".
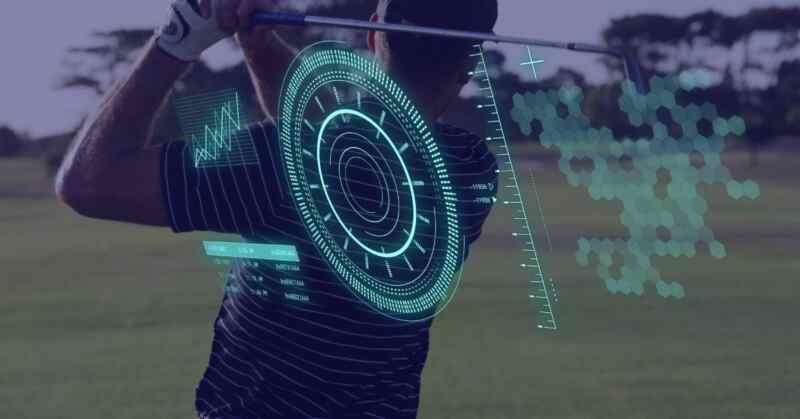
[
  {"xmin": 192, "ymin": 95, "xmax": 242, "ymax": 167},
  {"xmin": 174, "ymin": 89, "xmax": 259, "ymax": 169}
]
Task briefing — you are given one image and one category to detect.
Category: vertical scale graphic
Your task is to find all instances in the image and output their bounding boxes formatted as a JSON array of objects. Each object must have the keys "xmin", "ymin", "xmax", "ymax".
[
  {"xmin": 174, "ymin": 88, "xmax": 259, "ymax": 168},
  {"xmin": 470, "ymin": 45, "xmax": 558, "ymax": 330}
]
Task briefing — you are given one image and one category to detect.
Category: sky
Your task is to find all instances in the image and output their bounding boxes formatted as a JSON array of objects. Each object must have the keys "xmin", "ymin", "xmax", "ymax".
[{"xmin": 0, "ymin": 0, "xmax": 795, "ymax": 137}]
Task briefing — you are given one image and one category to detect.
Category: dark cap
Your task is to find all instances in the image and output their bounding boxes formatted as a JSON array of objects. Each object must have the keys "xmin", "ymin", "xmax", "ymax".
[
  {"xmin": 376, "ymin": 0, "xmax": 499, "ymax": 79},
  {"xmin": 378, "ymin": 0, "xmax": 498, "ymax": 34}
]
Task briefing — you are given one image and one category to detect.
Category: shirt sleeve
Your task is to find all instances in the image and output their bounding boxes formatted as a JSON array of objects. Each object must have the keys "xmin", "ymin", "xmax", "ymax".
[
  {"xmin": 160, "ymin": 121, "xmax": 296, "ymax": 235},
  {"xmin": 456, "ymin": 137, "xmax": 498, "ymax": 248},
  {"xmin": 437, "ymin": 125, "xmax": 498, "ymax": 252}
]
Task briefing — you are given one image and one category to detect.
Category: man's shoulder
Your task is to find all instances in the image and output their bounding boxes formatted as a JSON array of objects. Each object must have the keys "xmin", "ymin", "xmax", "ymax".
[{"xmin": 435, "ymin": 123, "xmax": 496, "ymax": 167}]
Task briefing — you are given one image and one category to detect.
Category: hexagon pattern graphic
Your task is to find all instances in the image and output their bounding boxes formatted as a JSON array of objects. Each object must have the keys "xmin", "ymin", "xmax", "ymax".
[{"xmin": 511, "ymin": 74, "xmax": 760, "ymax": 299}]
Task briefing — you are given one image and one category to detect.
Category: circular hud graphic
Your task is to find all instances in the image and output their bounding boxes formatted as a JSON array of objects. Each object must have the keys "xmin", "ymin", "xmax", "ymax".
[{"xmin": 278, "ymin": 42, "xmax": 463, "ymax": 321}]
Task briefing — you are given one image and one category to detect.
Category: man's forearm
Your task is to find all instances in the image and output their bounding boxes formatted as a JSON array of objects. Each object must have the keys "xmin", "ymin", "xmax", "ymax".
[
  {"xmin": 240, "ymin": 29, "xmax": 298, "ymax": 120},
  {"xmin": 57, "ymin": 38, "xmax": 190, "ymax": 189}
]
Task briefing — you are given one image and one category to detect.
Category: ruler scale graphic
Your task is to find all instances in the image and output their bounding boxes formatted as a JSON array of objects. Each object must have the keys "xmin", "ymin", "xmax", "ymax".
[{"xmin": 470, "ymin": 45, "xmax": 558, "ymax": 330}]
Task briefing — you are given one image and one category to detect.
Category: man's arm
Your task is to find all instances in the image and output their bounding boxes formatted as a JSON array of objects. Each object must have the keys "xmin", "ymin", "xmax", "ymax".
[
  {"xmin": 55, "ymin": 39, "xmax": 191, "ymax": 226},
  {"xmin": 56, "ymin": 0, "xmax": 230, "ymax": 225},
  {"xmin": 57, "ymin": 0, "xmax": 288, "ymax": 226},
  {"xmin": 193, "ymin": 0, "xmax": 297, "ymax": 120}
]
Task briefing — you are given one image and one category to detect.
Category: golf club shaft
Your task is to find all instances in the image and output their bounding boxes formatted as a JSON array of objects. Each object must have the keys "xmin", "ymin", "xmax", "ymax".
[
  {"xmin": 252, "ymin": 12, "xmax": 620, "ymax": 56},
  {"xmin": 251, "ymin": 12, "xmax": 647, "ymax": 93}
]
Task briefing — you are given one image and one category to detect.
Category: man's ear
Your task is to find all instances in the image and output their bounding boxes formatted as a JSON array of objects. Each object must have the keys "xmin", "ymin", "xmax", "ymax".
[{"xmin": 367, "ymin": 13, "xmax": 380, "ymax": 53}]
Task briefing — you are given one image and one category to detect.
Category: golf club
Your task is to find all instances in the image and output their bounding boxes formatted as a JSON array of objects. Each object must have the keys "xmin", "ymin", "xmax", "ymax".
[{"xmin": 251, "ymin": 11, "xmax": 647, "ymax": 94}]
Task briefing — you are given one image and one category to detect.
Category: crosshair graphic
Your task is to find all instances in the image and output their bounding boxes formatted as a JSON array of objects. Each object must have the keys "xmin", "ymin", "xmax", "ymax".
[
  {"xmin": 278, "ymin": 42, "xmax": 464, "ymax": 321},
  {"xmin": 521, "ymin": 46, "xmax": 545, "ymax": 81}
]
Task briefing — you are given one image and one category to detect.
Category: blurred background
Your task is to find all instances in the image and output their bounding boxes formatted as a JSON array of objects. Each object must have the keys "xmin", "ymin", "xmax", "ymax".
[{"xmin": 1, "ymin": 1, "xmax": 798, "ymax": 418}]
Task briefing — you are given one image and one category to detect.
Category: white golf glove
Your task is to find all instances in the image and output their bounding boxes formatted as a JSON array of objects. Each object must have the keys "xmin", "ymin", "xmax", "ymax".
[{"xmin": 156, "ymin": 0, "xmax": 228, "ymax": 62}]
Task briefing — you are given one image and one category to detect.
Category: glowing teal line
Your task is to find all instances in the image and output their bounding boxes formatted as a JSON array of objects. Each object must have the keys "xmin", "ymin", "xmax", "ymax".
[
  {"xmin": 529, "ymin": 168, "xmax": 553, "ymax": 252},
  {"xmin": 383, "ymin": 249, "xmax": 393, "ymax": 278},
  {"xmin": 403, "ymin": 255, "xmax": 413, "ymax": 270},
  {"xmin": 315, "ymin": 96, "xmax": 326, "ymax": 113},
  {"xmin": 333, "ymin": 86, "xmax": 342, "ymax": 104},
  {"xmin": 476, "ymin": 45, "xmax": 557, "ymax": 330},
  {"xmin": 316, "ymin": 108, "xmax": 417, "ymax": 259},
  {"xmin": 191, "ymin": 95, "xmax": 242, "ymax": 167},
  {"xmin": 377, "ymin": 110, "xmax": 386, "ymax": 139}
]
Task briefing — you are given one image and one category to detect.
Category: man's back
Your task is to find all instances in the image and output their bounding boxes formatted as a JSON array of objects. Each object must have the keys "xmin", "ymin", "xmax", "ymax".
[{"xmin": 162, "ymin": 121, "xmax": 497, "ymax": 417}]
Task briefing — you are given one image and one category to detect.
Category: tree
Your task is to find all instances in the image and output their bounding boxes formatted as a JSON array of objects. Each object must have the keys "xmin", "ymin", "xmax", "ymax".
[
  {"xmin": 0, "ymin": 126, "xmax": 23, "ymax": 157},
  {"xmin": 600, "ymin": 7, "xmax": 800, "ymax": 164},
  {"xmin": 765, "ymin": 60, "xmax": 800, "ymax": 135},
  {"xmin": 59, "ymin": 29, "xmax": 155, "ymax": 96},
  {"xmin": 602, "ymin": 7, "xmax": 800, "ymax": 85}
]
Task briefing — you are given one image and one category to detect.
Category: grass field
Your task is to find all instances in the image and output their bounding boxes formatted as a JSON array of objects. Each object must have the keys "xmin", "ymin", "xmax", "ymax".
[{"xmin": 1, "ymin": 148, "xmax": 798, "ymax": 419}]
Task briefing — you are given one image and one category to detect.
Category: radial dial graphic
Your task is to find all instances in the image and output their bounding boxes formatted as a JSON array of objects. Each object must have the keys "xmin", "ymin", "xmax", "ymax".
[{"xmin": 278, "ymin": 42, "xmax": 463, "ymax": 321}]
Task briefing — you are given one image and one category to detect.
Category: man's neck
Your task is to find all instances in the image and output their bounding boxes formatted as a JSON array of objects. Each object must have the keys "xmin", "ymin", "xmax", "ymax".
[
  {"xmin": 405, "ymin": 87, "xmax": 445, "ymax": 128},
  {"xmin": 387, "ymin": 68, "xmax": 446, "ymax": 126}
]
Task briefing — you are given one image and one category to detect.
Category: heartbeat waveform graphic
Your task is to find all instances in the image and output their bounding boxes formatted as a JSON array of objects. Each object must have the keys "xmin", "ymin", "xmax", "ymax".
[
  {"xmin": 192, "ymin": 95, "xmax": 242, "ymax": 168},
  {"xmin": 174, "ymin": 89, "xmax": 258, "ymax": 169}
]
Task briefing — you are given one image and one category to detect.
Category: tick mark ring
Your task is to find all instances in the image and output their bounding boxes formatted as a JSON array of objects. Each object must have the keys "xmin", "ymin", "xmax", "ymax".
[
  {"xmin": 278, "ymin": 42, "xmax": 463, "ymax": 321},
  {"xmin": 317, "ymin": 109, "xmax": 416, "ymax": 259}
]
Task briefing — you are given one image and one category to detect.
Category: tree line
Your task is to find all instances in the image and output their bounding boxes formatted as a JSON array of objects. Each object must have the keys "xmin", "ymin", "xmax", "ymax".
[{"xmin": 0, "ymin": 2, "xmax": 796, "ymax": 172}]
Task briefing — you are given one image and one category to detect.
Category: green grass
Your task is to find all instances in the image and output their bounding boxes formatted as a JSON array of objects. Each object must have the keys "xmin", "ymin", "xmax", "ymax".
[{"xmin": 1, "ymin": 153, "xmax": 798, "ymax": 419}]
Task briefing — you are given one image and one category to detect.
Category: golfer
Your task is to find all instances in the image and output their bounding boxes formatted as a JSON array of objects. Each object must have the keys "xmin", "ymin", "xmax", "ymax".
[{"xmin": 56, "ymin": 0, "xmax": 498, "ymax": 417}]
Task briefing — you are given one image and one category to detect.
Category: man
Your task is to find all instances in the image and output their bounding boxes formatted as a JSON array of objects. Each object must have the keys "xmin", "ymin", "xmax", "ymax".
[{"xmin": 56, "ymin": 0, "xmax": 498, "ymax": 417}]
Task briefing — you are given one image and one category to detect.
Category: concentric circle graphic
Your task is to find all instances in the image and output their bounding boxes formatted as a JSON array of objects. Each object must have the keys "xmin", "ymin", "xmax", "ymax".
[{"xmin": 277, "ymin": 42, "xmax": 463, "ymax": 321}]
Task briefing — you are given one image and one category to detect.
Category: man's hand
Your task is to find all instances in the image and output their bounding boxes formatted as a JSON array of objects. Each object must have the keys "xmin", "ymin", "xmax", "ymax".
[
  {"xmin": 194, "ymin": 0, "xmax": 295, "ymax": 120},
  {"xmin": 194, "ymin": 0, "xmax": 275, "ymax": 37},
  {"xmin": 163, "ymin": 0, "xmax": 293, "ymax": 119},
  {"xmin": 156, "ymin": 0, "xmax": 229, "ymax": 62}
]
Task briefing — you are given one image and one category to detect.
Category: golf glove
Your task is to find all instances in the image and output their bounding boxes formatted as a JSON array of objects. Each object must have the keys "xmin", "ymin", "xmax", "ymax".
[{"xmin": 156, "ymin": 0, "xmax": 228, "ymax": 62}]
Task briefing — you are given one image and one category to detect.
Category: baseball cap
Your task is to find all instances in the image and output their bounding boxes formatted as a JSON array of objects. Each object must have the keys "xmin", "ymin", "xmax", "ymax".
[
  {"xmin": 377, "ymin": 0, "xmax": 499, "ymax": 77},
  {"xmin": 378, "ymin": 0, "xmax": 498, "ymax": 34}
]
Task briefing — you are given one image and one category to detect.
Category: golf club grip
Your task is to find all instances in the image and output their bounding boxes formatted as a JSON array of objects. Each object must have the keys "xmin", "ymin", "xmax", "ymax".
[{"xmin": 251, "ymin": 12, "xmax": 307, "ymax": 27}]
